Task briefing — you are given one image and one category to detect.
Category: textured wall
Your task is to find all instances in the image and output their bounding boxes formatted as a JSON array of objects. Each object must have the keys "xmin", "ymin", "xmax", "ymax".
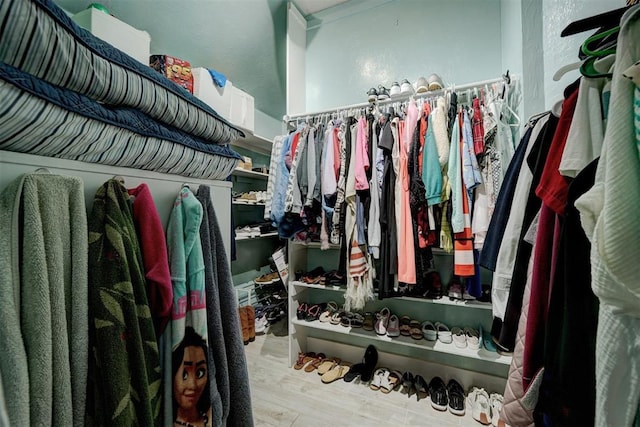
[
  {"xmin": 305, "ymin": 0, "xmax": 503, "ymax": 113},
  {"xmin": 542, "ymin": 0, "xmax": 618, "ymax": 108}
]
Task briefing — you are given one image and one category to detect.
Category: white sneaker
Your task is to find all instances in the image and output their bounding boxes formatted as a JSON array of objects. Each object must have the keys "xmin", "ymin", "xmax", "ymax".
[
  {"xmin": 255, "ymin": 314, "xmax": 268, "ymax": 334},
  {"xmin": 427, "ymin": 73, "xmax": 444, "ymax": 91},
  {"xmin": 400, "ymin": 79, "xmax": 414, "ymax": 96},
  {"xmin": 414, "ymin": 76, "xmax": 429, "ymax": 93},
  {"xmin": 452, "ymin": 327, "xmax": 467, "ymax": 348},
  {"xmin": 464, "ymin": 326, "xmax": 481, "ymax": 350},
  {"xmin": 489, "ymin": 393, "xmax": 506, "ymax": 427},
  {"xmin": 389, "ymin": 82, "xmax": 401, "ymax": 98},
  {"xmin": 467, "ymin": 387, "xmax": 491, "ymax": 425},
  {"xmin": 235, "ymin": 226, "xmax": 253, "ymax": 238}
]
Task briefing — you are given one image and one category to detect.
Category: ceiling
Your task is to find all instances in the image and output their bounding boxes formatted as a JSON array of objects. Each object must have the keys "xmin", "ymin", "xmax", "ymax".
[{"xmin": 55, "ymin": 0, "xmax": 351, "ymax": 121}]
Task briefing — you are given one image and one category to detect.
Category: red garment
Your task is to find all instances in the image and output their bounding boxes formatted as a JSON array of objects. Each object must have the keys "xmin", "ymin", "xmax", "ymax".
[
  {"xmin": 127, "ymin": 183, "xmax": 173, "ymax": 335},
  {"xmin": 472, "ymin": 98, "xmax": 485, "ymax": 155},
  {"xmin": 535, "ymin": 88, "xmax": 579, "ymax": 215}
]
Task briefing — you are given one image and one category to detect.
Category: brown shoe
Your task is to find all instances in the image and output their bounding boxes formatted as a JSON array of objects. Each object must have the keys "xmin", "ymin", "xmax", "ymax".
[
  {"xmin": 238, "ymin": 306, "xmax": 250, "ymax": 345},
  {"xmin": 246, "ymin": 305, "xmax": 256, "ymax": 342}
]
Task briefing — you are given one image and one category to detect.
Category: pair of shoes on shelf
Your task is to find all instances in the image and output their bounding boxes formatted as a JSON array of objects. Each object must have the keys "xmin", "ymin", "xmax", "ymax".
[
  {"xmin": 414, "ymin": 74, "xmax": 445, "ymax": 93},
  {"xmin": 296, "ymin": 302, "xmax": 325, "ymax": 322},
  {"xmin": 467, "ymin": 387, "xmax": 506, "ymax": 426},
  {"xmin": 389, "ymin": 79, "xmax": 414, "ymax": 98},
  {"xmin": 254, "ymin": 271, "xmax": 280, "ymax": 285},
  {"xmin": 318, "ymin": 301, "xmax": 339, "ymax": 323},
  {"xmin": 399, "ymin": 316, "xmax": 423, "ymax": 340},
  {"xmin": 340, "ymin": 312, "xmax": 364, "ymax": 328},
  {"xmin": 429, "ymin": 377, "xmax": 465, "ymax": 416},
  {"xmin": 427, "ymin": 321, "xmax": 452, "ymax": 344},
  {"xmin": 479, "ymin": 325, "xmax": 499, "ymax": 353},
  {"xmin": 402, "ymin": 372, "xmax": 429, "ymax": 401},
  {"xmin": 235, "ymin": 225, "xmax": 260, "ymax": 238},
  {"xmin": 300, "ymin": 266, "xmax": 326, "ymax": 285},
  {"xmin": 369, "ymin": 368, "xmax": 402, "ymax": 393},
  {"xmin": 452, "ymin": 326, "xmax": 481, "ymax": 349},
  {"xmin": 375, "ymin": 307, "xmax": 391, "ymax": 335},
  {"xmin": 343, "ymin": 344, "xmax": 378, "ymax": 383},
  {"xmin": 366, "ymin": 86, "xmax": 391, "ymax": 102}
]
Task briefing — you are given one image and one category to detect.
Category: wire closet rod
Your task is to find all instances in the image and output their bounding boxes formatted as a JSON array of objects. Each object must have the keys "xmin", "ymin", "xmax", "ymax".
[{"xmin": 283, "ymin": 74, "xmax": 519, "ymax": 122}]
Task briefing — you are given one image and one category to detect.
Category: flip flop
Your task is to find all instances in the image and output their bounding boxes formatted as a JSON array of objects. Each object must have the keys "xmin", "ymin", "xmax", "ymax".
[
  {"xmin": 316, "ymin": 357, "xmax": 341, "ymax": 375},
  {"xmin": 303, "ymin": 352, "xmax": 327, "ymax": 373},
  {"xmin": 321, "ymin": 362, "xmax": 353, "ymax": 384},
  {"xmin": 293, "ymin": 352, "xmax": 317, "ymax": 370}
]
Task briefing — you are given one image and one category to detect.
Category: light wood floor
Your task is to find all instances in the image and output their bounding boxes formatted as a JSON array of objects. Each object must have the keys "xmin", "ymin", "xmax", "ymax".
[{"xmin": 244, "ymin": 319, "xmax": 486, "ymax": 427}]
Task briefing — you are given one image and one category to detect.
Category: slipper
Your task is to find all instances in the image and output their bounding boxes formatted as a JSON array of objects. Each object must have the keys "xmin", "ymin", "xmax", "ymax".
[
  {"xmin": 351, "ymin": 313, "xmax": 364, "ymax": 328},
  {"xmin": 316, "ymin": 357, "xmax": 341, "ymax": 375},
  {"xmin": 422, "ymin": 321, "xmax": 437, "ymax": 341},
  {"xmin": 381, "ymin": 370, "xmax": 403, "ymax": 393},
  {"xmin": 343, "ymin": 363, "xmax": 365, "ymax": 382},
  {"xmin": 399, "ymin": 315, "xmax": 412, "ymax": 336},
  {"xmin": 319, "ymin": 301, "xmax": 339, "ymax": 323},
  {"xmin": 410, "ymin": 320, "xmax": 424, "ymax": 340},
  {"xmin": 330, "ymin": 310, "xmax": 345, "ymax": 325},
  {"xmin": 321, "ymin": 362, "xmax": 353, "ymax": 384},
  {"xmin": 296, "ymin": 302, "xmax": 308, "ymax": 320},
  {"xmin": 370, "ymin": 368, "xmax": 390, "ymax": 391},
  {"xmin": 303, "ymin": 352, "xmax": 326, "ymax": 373},
  {"xmin": 293, "ymin": 352, "xmax": 317, "ymax": 370},
  {"xmin": 436, "ymin": 322, "xmax": 453, "ymax": 344},
  {"xmin": 464, "ymin": 327, "xmax": 480, "ymax": 350},
  {"xmin": 305, "ymin": 304, "xmax": 322, "ymax": 322}
]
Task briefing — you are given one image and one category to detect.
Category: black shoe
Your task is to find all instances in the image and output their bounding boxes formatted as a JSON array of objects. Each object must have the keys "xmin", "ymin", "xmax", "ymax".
[
  {"xmin": 414, "ymin": 375, "xmax": 429, "ymax": 402},
  {"xmin": 447, "ymin": 379, "xmax": 465, "ymax": 416},
  {"xmin": 402, "ymin": 372, "xmax": 414, "ymax": 398},
  {"xmin": 360, "ymin": 345, "xmax": 378, "ymax": 382},
  {"xmin": 343, "ymin": 363, "xmax": 365, "ymax": 382},
  {"xmin": 428, "ymin": 377, "xmax": 448, "ymax": 411}
]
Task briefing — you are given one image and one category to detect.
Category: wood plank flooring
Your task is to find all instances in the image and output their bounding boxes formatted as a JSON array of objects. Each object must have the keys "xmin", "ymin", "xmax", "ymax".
[{"xmin": 244, "ymin": 319, "xmax": 487, "ymax": 427}]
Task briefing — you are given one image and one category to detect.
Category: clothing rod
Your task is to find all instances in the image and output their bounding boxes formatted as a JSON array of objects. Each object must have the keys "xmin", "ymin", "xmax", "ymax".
[{"xmin": 283, "ymin": 75, "xmax": 518, "ymax": 122}]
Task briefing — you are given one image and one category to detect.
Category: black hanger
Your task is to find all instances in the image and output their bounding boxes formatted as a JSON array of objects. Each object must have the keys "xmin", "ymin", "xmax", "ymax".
[{"xmin": 560, "ymin": 6, "xmax": 628, "ymax": 37}]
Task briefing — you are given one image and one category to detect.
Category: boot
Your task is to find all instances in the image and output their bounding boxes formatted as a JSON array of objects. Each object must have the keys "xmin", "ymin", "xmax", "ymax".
[
  {"xmin": 246, "ymin": 305, "xmax": 256, "ymax": 342},
  {"xmin": 238, "ymin": 306, "xmax": 249, "ymax": 345}
]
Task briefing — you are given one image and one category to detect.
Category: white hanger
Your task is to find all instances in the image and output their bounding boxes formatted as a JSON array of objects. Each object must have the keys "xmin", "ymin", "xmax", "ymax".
[{"xmin": 553, "ymin": 61, "xmax": 582, "ymax": 81}]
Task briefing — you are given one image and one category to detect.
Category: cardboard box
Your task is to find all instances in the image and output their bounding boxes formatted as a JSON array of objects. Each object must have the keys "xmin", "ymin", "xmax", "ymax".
[
  {"xmin": 230, "ymin": 86, "xmax": 255, "ymax": 133},
  {"xmin": 72, "ymin": 8, "xmax": 150, "ymax": 65},
  {"xmin": 192, "ymin": 67, "xmax": 233, "ymax": 120},
  {"xmin": 149, "ymin": 55, "xmax": 194, "ymax": 94}
]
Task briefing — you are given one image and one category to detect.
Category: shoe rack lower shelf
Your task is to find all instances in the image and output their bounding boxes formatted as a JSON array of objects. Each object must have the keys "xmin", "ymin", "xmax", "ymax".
[{"xmin": 290, "ymin": 318, "xmax": 511, "ymax": 366}]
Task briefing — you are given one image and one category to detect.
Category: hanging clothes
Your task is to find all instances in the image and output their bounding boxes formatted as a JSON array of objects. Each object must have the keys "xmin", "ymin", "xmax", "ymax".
[
  {"xmin": 575, "ymin": 7, "xmax": 640, "ymax": 426},
  {"xmin": 128, "ymin": 183, "xmax": 173, "ymax": 336},
  {"xmin": 88, "ymin": 179, "xmax": 160, "ymax": 426},
  {"xmin": 378, "ymin": 116, "xmax": 398, "ymax": 298},
  {"xmin": 0, "ymin": 173, "xmax": 88, "ymax": 427},
  {"xmin": 161, "ymin": 186, "xmax": 209, "ymax": 426},
  {"xmin": 196, "ymin": 186, "xmax": 254, "ymax": 427}
]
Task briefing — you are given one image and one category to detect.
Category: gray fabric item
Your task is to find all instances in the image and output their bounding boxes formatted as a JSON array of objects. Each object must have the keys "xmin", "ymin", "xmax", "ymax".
[
  {"xmin": 197, "ymin": 186, "xmax": 254, "ymax": 427},
  {"xmin": 0, "ymin": 173, "xmax": 88, "ymax": 426}
]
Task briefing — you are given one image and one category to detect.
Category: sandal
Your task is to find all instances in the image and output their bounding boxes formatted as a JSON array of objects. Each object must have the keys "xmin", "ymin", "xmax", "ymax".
[
  {"xmin": 319, "ymin": 301, "xmax": 339, "ymax": 323},
  {"xmin": 305, "ymin": 304, "xmax": 322, "ymax": 322},
  {"xmin": 370, "ymin": 368, "xmax": 390, "ymax": 391},
  {"xmin": 293, "ymin": 352, "xmax": 317, "ymax": 370},
  {"xmin": 330, "ymin": 310, "xmax": 345, "ymax": 325},
  {"xmin": 303, "ymin": 352, "xmax": 327, "ymax": 373},
  {"xmin": 399, "ymin": 315, "xmax": 412, "ymax": 336},
  {"xmin": 410, "ymin": 320, "xmax": 423, "ymax": 340},
  {"xmin": 381, "ymin": 370, "xmax": 403, "ymax": 393},
  {"xmin": 316, "ymin": 357, "xmax": 341, "ymax": 375},
  {"xmin": 351, "ymin": 313, "xmax": 365, "ymax": 328},
  {"xmin": 363, "ymin": 312, "xmax": 375, "ymax": 331},
  {"xmin": 421, "ymin": 320, "xmax": 437, "ymax": 341},
  {"xmin": 321, "ymin": 362, "xmax": 353, "ymax": 384},
  {"xmin": 296, "ymin": 302, "xmax": 308, "ymax": 320}
]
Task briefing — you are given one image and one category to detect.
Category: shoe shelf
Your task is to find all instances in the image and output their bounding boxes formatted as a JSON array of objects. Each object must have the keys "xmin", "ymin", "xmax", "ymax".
[
  {"xmin": 291, "ymin": 280, "xmax": 491, "ymax": 310},
  {"xmin": 232, "ymin": 200, "xmax": 267, "ymax": 206},
  {"xmin": 235, "ymin": 232, "xmax": 279, "ymax": 241},
  {"xmin": 291, "ymin": 318, "xmax": 511, "ymax": 366},
  {"xmin": 231, "ymin": 167, "xmax": 269, "ymax": 179}
]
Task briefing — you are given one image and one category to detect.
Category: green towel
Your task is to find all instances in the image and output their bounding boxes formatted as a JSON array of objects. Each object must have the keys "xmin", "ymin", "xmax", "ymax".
[
  {"xmin": 0, "ymin": 173, "xmax": 88, "ymax": 426},
  {"xmin": 86, "ymin": 179, "xmax": 161, "ymax": 426}
]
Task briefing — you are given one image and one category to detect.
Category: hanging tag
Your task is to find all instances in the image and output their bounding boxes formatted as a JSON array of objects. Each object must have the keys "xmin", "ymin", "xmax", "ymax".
[{"xmin": 623, "ymin": 61, "xmax": 640, "ymax": 86}]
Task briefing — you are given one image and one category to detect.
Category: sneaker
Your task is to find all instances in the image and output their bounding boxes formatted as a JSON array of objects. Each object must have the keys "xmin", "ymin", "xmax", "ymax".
[
  {"xmin": 464, "ymin": 326, "xmax": 481, "ymax": 350},
  {"xmin": 389, "ymin": 81, "xmax": 401, "ymax": 98},
  {"xmin": 400, "ymin": 78, "xmax": 414, "ymax": 96},
  {"xmin": 255, "ymin": 272, "xmax": 279, "ymax": 285},
  {"xmin": 462, "ymin": 284, "xmax": 477, "ymax": 301},
  {"xmin": 452, "ymin": 327, "xmax": 467, "ymax": 348},
  {"xmin": 448, "ymin": 278, "xmax": 463, "ymax": 300},
  {"xmin": 467, "ymin": 387, "xmax": 491, "ymax": 425},
  {"xmin": 447, "ymin": 379, "xmax": 466, "ymax": 416},
  {"xmin": 367, "ymin": 87, "xmax": 378, "ymax": 103},
  {"xmin": 386, "ymin": 314, "xmax": 400, "ymax": 337},
  {"xmin": 428, "ymin": 377, "xmax": 448, "ymax": 411},
  {"xmin": 255, "ymin": 312, "xmax": 268, "ymax": 334},
  {"xmin": 235, "ymin": 226, "xmax": 253, "ymax": 238},
  {"xmin": 489, "ymin": 393, "xmax": 506, "ymax": 427},
  {"xmin": 435, "ymin": 322, "xmax": 452, "ymax": 344},
  {"xmin": 377, "ymin": 85, "xmax": 390, "ymax": 100},
  {"xmin": 414, "ymin": 76, "xmax": 429, "ymax": 93},
  {"xmin": 427, "ymin": 73, "xmax": 444, "ymax": 91}
]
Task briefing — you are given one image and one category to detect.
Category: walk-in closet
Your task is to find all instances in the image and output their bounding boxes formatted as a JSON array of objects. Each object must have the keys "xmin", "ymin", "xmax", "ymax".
[{"xmin": 1, "ymin": 0, "xmax": 639, "ymax": 426}]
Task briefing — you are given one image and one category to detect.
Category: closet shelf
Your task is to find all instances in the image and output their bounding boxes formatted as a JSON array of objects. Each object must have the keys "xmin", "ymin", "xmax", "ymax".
[
  {"xmin": 291, "ymin": 281, "xmax": 492, "ymax": 310},
  {"xmin": 232, "ymin": 200, "xmax": 266, "ymax": 206},
  {"xmin": 291, "ymin": 318, "xmax": 512, "ymax": 366},
  {"xmin": 235, "ymin": 232, "xmax": 279, "ymax": 241},
  {"xmin": 232, "ymin": 168, "xmax": 269, "ymax": 179},
  {"xmin": 231, "ymin": 132, "xmax": 272, "ymax": 155}
]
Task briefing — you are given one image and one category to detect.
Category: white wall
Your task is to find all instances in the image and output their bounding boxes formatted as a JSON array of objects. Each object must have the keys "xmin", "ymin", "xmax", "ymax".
[{"xmin": 305, "ymin": 0, "xmax": 503, "ymax": 113}]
